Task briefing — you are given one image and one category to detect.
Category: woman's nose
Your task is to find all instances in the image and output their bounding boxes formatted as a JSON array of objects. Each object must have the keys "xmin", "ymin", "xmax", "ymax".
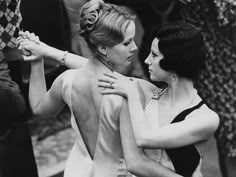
[
  {"xmin": 145, "ymin": 54, "xmax": 151, "ymax": 65},
  {"xmin": 131, "ymin": 41, "xmax": 138, "ymax": 52}
]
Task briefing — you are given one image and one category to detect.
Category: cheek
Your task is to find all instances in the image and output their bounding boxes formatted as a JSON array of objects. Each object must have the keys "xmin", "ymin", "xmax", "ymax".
[
  {"xmin": 117, "ymin": 50, "xmax": 128, "ymax": 61},
  {"xmin": 151, "ymin": 62, "xmax": 168, "ymax": 79},
  {"xmin": 110, "ymin": 51, "xmax": 124, "ymax": 65},
  {"xmin": 152, "ymin": 61, "xmax": 160, "ymax": 73}
]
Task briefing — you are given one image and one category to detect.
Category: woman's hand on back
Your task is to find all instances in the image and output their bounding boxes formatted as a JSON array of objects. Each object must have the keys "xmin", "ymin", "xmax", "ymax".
[{"xmin": 98, "ymin": 72, "xmax": 138, "ymax": 97}]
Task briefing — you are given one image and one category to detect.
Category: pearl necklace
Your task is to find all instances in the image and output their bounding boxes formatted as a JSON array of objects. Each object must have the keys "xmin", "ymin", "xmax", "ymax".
[{"xmin": 143, "ymin": 88, "xmax": 167, "ymax": 109}]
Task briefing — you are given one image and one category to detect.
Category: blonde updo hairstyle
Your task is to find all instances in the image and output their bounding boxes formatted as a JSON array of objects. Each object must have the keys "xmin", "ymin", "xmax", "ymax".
[{"xmin": 79, "ymin": 0, "xmax": 135, "ymax": 60}]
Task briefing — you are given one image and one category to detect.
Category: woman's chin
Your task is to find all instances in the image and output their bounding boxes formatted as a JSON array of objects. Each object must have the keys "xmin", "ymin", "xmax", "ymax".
[{"xmin": 149, "ymin": 75, "xmax": 156, "ymax": 81}]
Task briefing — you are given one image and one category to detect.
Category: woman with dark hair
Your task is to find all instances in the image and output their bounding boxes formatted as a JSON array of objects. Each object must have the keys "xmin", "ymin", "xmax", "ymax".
[
  {"xmin": 98, "ymin": 21, "xmax": 219, "ymax": 177},
  {"xmin": 151, "ymin": 22, "xmax": 206, "ymax": 81}
]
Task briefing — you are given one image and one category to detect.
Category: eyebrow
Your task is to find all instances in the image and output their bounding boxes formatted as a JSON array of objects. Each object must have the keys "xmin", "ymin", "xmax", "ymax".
[
  {"xmin": 123, "ymin": 37, "xmax": 133, "ymax": 43},
  {"xmin": 151, "ymin": 48, "xmax": 157, "ymax": 53}
]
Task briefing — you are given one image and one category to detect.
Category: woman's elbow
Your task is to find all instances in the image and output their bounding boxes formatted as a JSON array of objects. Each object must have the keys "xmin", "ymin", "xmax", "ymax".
[
  {"xmin": 202, "ymin": 113, "xmax": 220, "ymax": 140},
  {"xmin": 126, "ymin": 159, "xmax": 140, "ymax": 174},
  {"xmin": 124, "ymin": 153, "xmax": 142, "ymax": 173},
  {"xmin": 126, "ymin": 162, "xmax": 135, "ymax": 173},
  {"xmin": 31, "ymin": 109, "xmax": 43, "ymax": 118},
  {"xmin": 136, "ymin": 139, "xmax": 146, "ymax": 148},
  {"xmin": 135, "ymin": 135, "xmax": 149, "ymax": 148},
  {"xmin": 31, "ymin": 107, "xmax": 48, "ymax": 119}
]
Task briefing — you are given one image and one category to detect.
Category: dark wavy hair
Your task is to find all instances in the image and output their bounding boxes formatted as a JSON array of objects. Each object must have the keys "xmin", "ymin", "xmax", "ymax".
[{"xmin": 152, "ymin": 21, "xmax": 206, "ymax": 81}]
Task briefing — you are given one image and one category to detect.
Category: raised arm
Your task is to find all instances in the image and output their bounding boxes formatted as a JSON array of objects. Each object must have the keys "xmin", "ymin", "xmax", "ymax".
[
  {"xmin": 120, "ymin": 99, "xmax": 182, "ymax": 177},
  {"xmin": 28, "ymin": 59, "xmax": 66, "ymax": 118}
]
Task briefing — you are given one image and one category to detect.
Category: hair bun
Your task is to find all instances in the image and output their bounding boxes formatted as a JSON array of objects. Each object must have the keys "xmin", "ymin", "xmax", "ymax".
[{"xmin": 79, "ymin": 0, "xmax": 103, "ymax": 35}]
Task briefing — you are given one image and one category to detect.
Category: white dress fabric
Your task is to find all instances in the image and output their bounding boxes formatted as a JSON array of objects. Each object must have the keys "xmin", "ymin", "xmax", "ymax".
[
  {"xmin": 143, "ymin": 96, "xmax": 175, "ymax": 170},
  {"xmin": 61, "ymin": 70, "xmax": 132, "ymax": 177}
]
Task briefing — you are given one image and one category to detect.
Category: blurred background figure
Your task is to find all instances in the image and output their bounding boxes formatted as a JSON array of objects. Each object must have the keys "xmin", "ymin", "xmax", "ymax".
[
  {"xmin": 0, "ymin": 0, "xmax": 38, "ymax": 176},
  {"xmin": 61, "ymin": 0, "xmax": 91, "ymax": 58},
  {"xmin": 173, "ymin": 1, "xmax": 236, "ymax": 177}
]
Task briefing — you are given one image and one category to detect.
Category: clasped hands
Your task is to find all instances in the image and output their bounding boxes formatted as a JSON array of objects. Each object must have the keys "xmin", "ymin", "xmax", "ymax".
[{"xmin": 17, "ymin": 31, "xmax": 48, "ymax": 61}]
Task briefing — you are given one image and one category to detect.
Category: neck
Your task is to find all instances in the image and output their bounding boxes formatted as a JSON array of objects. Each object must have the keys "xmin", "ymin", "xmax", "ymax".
[
  {"xmin": 86, "ymin": 57, "xmax": 114, "ymax": 75},
  {"xmin": 97, "ymin": 56, "xmax": 114, "ymax": 71},
  {"xmin": 161, "ymin": 77, "xmax": 196, "ymax": 104}
]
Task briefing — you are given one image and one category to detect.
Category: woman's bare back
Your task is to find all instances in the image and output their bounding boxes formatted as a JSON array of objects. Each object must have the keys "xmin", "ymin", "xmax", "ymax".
[{"xmin": 70, "ymin": 68, "xmax": 103, "ymax": 159}]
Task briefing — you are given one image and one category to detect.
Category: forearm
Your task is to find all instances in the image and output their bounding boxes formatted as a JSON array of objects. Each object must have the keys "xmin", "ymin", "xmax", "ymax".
[
  {"xmin": 120, "ymin": 101, "xmax": 181, "ymax": 177},
  {"xmin": 129, "ymin": 154, "xmax": 182, "ymax": 177},
  {"xmin": 127, "ymin": 92, "xmax": 189, "ymax": 149},
  {"xmin": 42, "ymin": 44, "xmax": 88, "ymax": 69},
  {"xmin": 29, "ymin": 59, "xmax": 47, "ymax": 113},
  {"xmin": 18, "ymin": 31, "xmax": 88, "ymax": 68},
  {"xmin": 127, "ymin": 90, "xmax": 151, "ymax": 147}
]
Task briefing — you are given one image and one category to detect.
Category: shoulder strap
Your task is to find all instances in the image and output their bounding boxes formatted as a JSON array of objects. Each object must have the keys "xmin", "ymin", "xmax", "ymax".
[{"xmin": 171, "ymin": 100, "xmax": 205, "ymax": 123}]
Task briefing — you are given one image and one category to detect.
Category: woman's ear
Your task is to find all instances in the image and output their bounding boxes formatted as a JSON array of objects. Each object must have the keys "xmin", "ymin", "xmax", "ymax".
[{"xmin": 98, "ymin": 46, "xmax": 107, "ymax": 56}]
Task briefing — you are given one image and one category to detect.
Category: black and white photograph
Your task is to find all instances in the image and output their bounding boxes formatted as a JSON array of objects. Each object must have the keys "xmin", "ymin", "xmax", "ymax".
[{"xmin": 0, "ymin": 0, "xmax": 235, "ymax": 177}]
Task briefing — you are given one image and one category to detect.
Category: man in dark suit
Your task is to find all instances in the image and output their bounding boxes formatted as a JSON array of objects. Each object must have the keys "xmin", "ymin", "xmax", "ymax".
[{"xmin": 0, "ymin": 1, "xmax": 38, "ymax": 176}]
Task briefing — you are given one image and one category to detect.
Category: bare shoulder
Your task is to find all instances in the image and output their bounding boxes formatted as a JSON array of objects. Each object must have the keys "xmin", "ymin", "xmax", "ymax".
[
  {"xmin": 66, "ymin": 67, "xmax": 94, "ymax": 87},
  {"xmin": 133, "ymin": 78, "xmax": 160, "ymax": 99},
  {"xmin": 56, "ymin": 69, "xmax": 78, "ymax": 81},
  {"xmin": 199, "ymin": 104, "xmax": 219, "ymax": 123},
  {"xmin": 189, "ymin": 103, "xmax": 220, "ymax": 135},
  {"xmin": 135, "ymin": 78, "xmax": 156, "ymax": 91},
  {"xmin": 49, "ymin": 69, "xmax": 77, "ymax": 89}
]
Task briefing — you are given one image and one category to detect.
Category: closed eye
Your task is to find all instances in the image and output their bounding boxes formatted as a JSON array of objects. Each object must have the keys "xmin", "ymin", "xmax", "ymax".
[
  {"xmin": 124, "ymin": 40, "xmax": 131, "ymax": 46},
  {"xmin": 151, "ymin": 51, "xmax": 157, "ymax": 57},
  {"xmin": 123, "ymin": 38, "xmax": 135, "ymax": 46}
]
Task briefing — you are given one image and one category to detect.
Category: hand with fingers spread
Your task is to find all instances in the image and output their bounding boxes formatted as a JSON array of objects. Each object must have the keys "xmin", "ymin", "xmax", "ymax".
[{"xmin": 98, "ymin": 72, "xmax": 138, "ymax": 97}]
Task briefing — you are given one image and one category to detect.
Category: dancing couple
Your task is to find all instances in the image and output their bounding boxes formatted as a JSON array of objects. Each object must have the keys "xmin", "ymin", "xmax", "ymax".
[{"xmin": 17, "ymin": 0, "xmax": 219, "ymax": 176}]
